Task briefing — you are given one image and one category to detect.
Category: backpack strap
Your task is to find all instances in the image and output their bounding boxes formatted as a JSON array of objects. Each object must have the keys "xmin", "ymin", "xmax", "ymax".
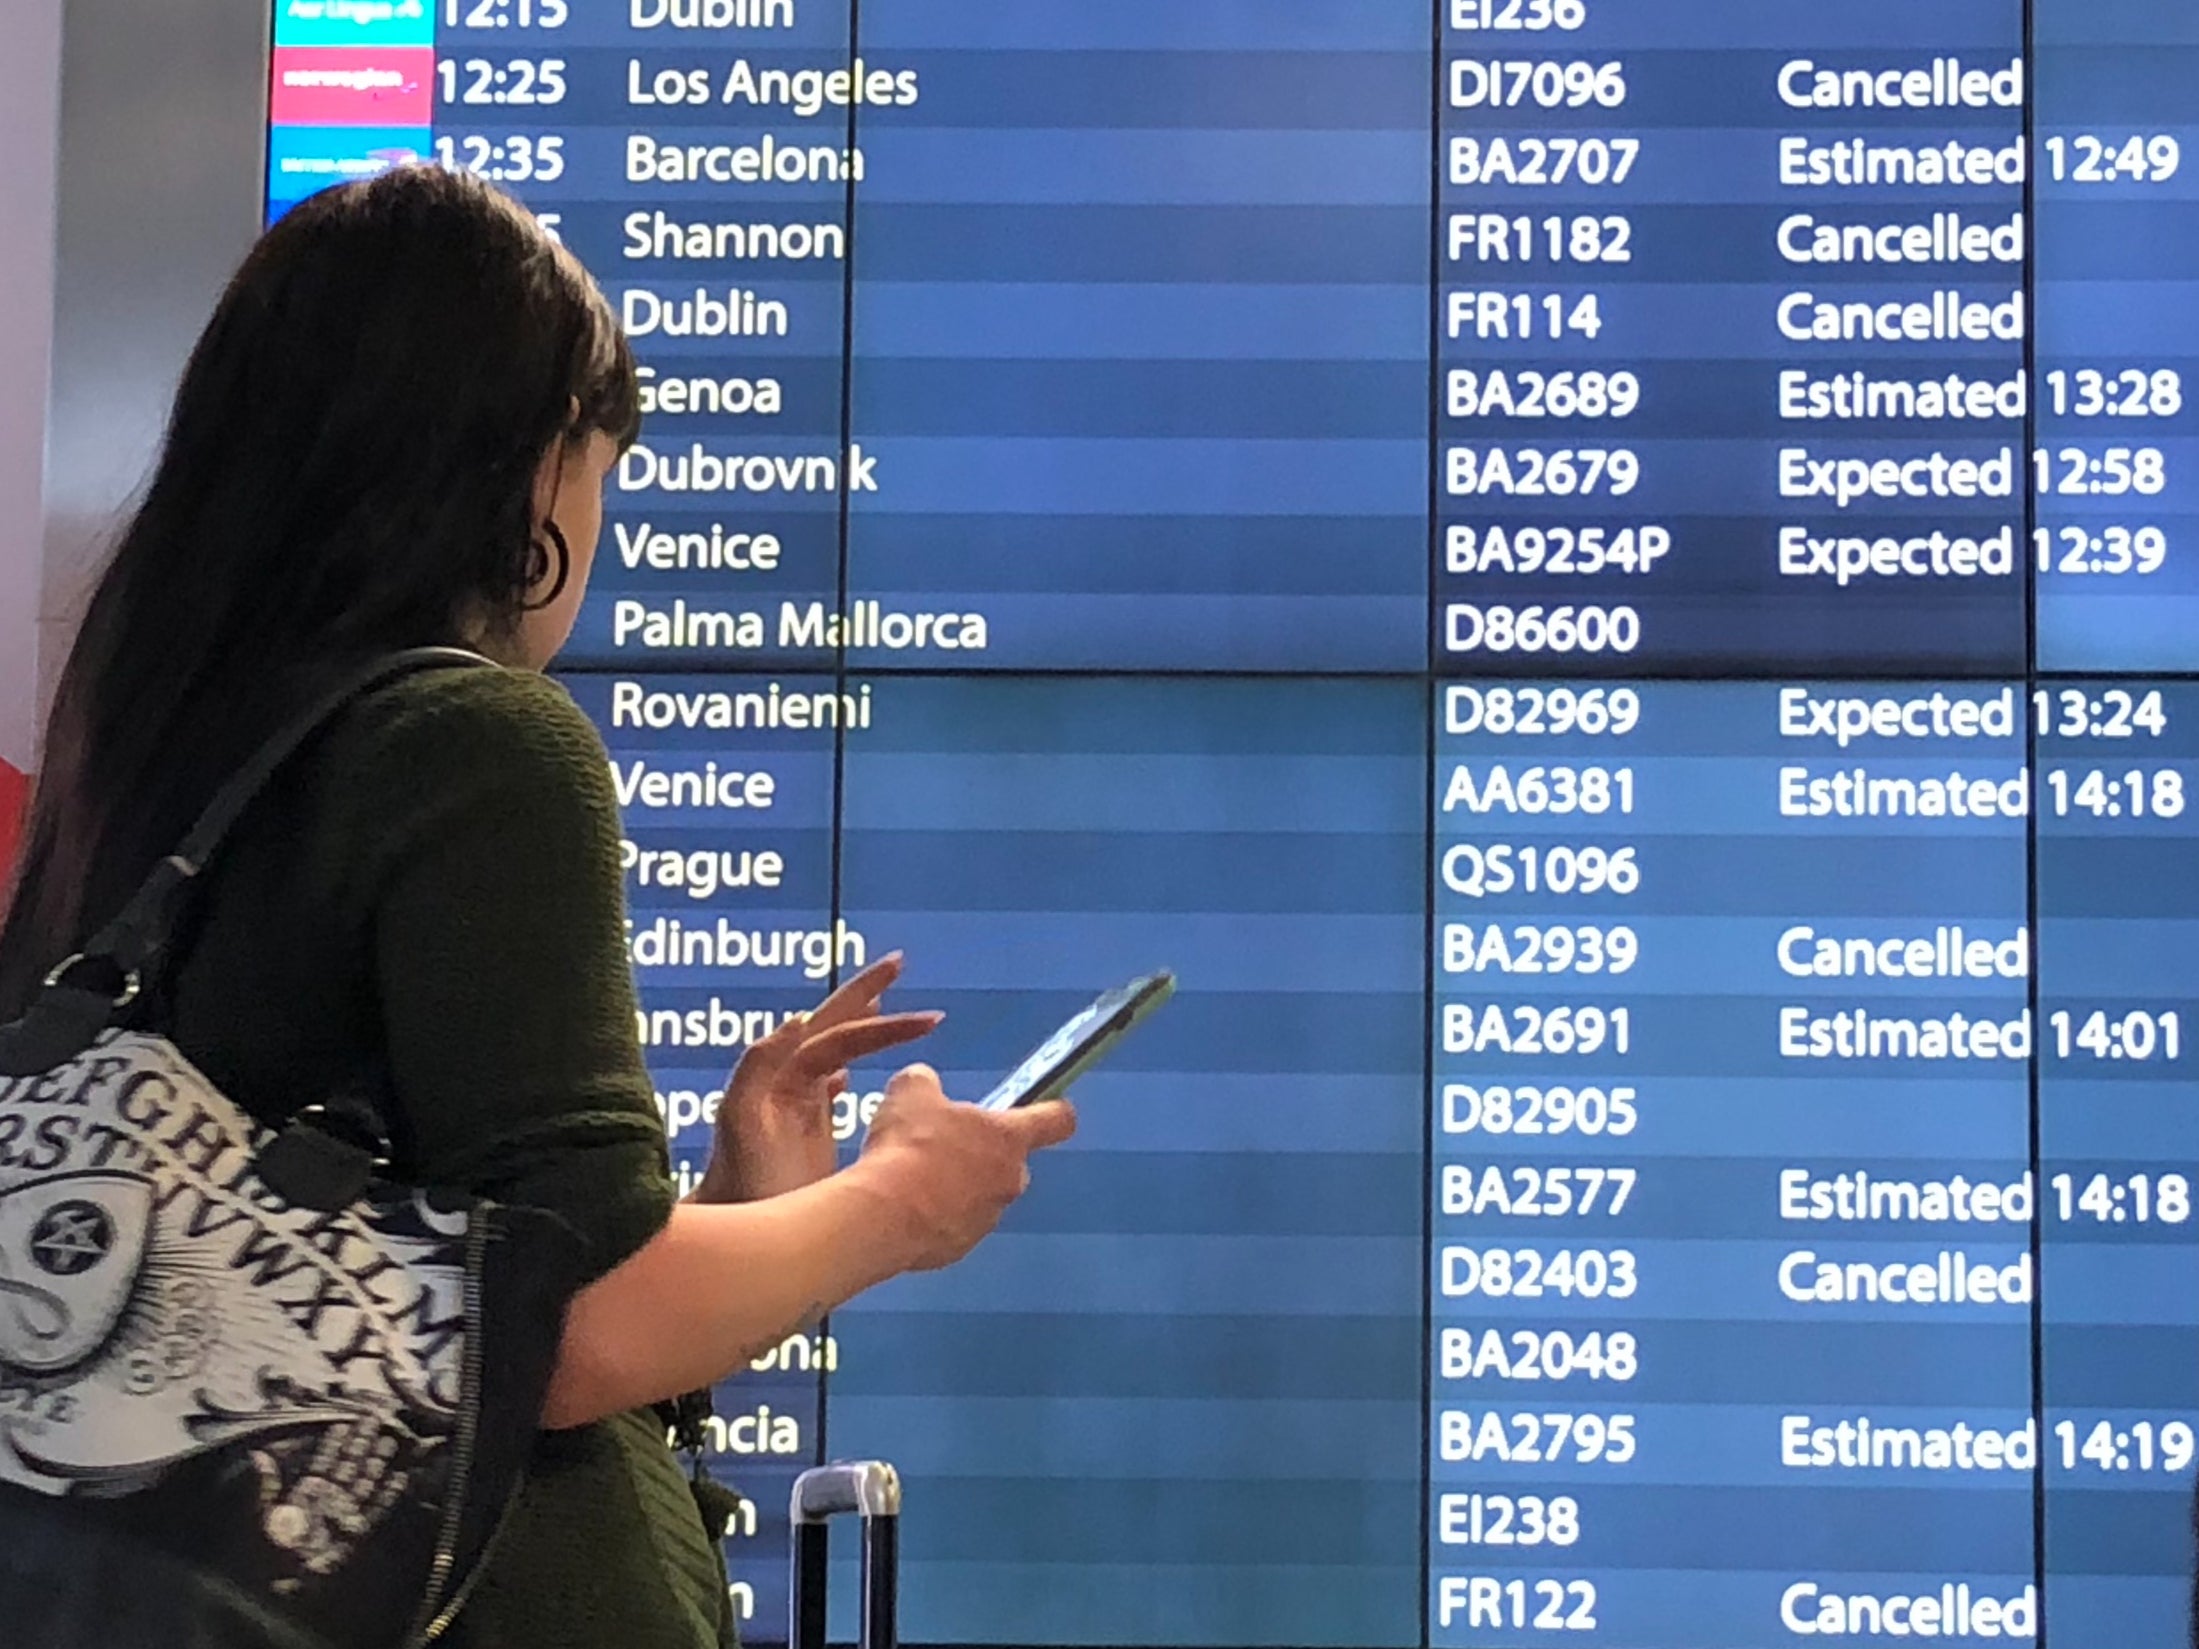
[{"xmin": 52, "ymin": 645, "xmax": 496, "ymax": 999}]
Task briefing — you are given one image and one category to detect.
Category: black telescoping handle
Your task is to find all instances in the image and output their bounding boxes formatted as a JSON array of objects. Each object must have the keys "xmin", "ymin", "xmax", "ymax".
[{"xmin": 790, "ymin": 1462, "xmax": 901, "ymax": 1649}]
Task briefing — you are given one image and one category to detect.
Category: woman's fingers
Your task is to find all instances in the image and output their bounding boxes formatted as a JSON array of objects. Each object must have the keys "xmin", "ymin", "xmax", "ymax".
[
  {"xmin": 802, "ymin": 952, "xmax": 908, "ymax": 1032},
  {"xmin": 1000, "ymin": 1099, "xmax": 1078, "ymax": 1152},
  {"xmin": 789, "ymin": 1011, "xmax": 942, "ymax": 1080}
]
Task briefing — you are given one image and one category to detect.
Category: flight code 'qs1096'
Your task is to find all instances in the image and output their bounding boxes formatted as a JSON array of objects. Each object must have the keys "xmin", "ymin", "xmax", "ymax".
[{"xmin": 1442, "ymin": 846, "xmax": 1639, "ymax": 898}]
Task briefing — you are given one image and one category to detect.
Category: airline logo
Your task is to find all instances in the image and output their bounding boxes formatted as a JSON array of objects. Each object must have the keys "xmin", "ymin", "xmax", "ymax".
[
  {"xmin": 269, "ymin": 48, "xmax": 434, "ymax": 127},
  {"xmin": 266, "ymin": 123, "xmax": 430, "ymax": 204},
  {"xmin": 273, "ymin": 0, "xmax": 433, "ymax": 48}
]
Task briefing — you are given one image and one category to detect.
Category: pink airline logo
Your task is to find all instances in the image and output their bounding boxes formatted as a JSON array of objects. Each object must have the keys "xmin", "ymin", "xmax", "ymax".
[{"xmin": 268, "ymin": 48, "xmax": 435, "ymax": 127}]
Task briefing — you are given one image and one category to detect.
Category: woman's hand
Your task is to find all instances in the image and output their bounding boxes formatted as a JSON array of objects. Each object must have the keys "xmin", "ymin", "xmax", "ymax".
[
  {"xmin": 849, "ymin": 1064, "xmax": 1077, "ymax": 1271},
  {"xmin": 692, "ymin": 953, "xmax": 940, "ymax": 1205}
]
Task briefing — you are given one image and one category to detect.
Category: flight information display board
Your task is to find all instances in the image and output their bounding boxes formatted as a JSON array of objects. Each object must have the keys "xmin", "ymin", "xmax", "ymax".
[{"xmin": 263, "ymin": 1, "xmax": 2199, "ymax": 1644}]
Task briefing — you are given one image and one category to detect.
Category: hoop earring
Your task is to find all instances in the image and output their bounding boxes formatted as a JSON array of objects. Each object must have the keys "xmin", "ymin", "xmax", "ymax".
[{"xmin": 524, "ymin": 519, "xmax": 571, "ymax": 611}]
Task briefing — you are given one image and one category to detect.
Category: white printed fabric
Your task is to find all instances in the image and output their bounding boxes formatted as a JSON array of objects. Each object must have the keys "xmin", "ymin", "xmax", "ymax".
[{"xmin": 0, "ymin": 1029, "xmax": 469, "ymax": 1588}]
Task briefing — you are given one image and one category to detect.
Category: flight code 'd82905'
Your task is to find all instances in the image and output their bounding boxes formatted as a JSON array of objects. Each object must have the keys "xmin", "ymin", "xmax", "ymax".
[{"xmin": 1443, "ymin": 1083, "xmax": 1640, "ymax": 1136}]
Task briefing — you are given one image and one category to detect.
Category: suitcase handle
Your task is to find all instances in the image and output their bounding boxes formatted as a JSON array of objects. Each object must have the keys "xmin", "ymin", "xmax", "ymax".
[{"xmin": 790, "ymin": 1462, "xmax": 900, "ymax": 1649}]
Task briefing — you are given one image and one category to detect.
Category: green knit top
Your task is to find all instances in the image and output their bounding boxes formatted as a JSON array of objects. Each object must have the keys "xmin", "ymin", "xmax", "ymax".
[{"xmin": 162, "ymin": 664, "xmax": 731, "ymax": 1649}]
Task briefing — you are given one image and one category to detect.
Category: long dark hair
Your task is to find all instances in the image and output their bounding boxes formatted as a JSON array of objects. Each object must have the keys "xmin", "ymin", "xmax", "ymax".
[{"xmin": 0, "ymin": 165, "xmax": 639, "ymax": 1015}]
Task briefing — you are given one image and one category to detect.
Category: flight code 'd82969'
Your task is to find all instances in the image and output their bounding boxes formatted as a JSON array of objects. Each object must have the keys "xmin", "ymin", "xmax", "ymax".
[{"xmin": 1446, "ymin": 686, "xmax": 1643, "ymax": 736}]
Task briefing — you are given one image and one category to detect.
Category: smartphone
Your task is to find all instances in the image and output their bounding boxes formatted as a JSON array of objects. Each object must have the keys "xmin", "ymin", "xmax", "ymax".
[{"xmin": 976, "ymin": 972, "xmax": 1176, "ymax": 1112}]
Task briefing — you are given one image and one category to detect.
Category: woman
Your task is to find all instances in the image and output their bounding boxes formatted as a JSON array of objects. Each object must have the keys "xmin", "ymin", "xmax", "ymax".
[{"xmin": 0, "ymin": 164, "xmax": 1074, "ymax": 1646}]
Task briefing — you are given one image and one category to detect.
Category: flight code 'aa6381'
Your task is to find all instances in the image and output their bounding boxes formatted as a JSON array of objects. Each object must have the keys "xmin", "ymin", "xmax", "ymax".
[{"xmin": 1443, "ymin": 765, "xmax": 1637, "ymax": 815}]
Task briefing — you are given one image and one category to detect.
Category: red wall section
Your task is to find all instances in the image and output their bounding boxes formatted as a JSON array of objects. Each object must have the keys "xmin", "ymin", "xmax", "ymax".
[{"xmin": 0, "ymin": 760, "xmax": 26, "ymax": 891}]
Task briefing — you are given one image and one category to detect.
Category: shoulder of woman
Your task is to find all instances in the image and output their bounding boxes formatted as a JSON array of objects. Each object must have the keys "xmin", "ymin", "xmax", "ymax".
[
  {"xmin": 311, "ymin": 666, "xmax": 620, "ymax": 875},
  {"xmin": 337, "ymin": 664, "xmax": 608, "ymax": 787}
]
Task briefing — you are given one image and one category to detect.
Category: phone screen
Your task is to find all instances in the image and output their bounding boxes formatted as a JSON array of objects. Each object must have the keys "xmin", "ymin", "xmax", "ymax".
[{"xmin": 976, "ymin": 973, "xmax": 1174, "ymax": 1112}]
